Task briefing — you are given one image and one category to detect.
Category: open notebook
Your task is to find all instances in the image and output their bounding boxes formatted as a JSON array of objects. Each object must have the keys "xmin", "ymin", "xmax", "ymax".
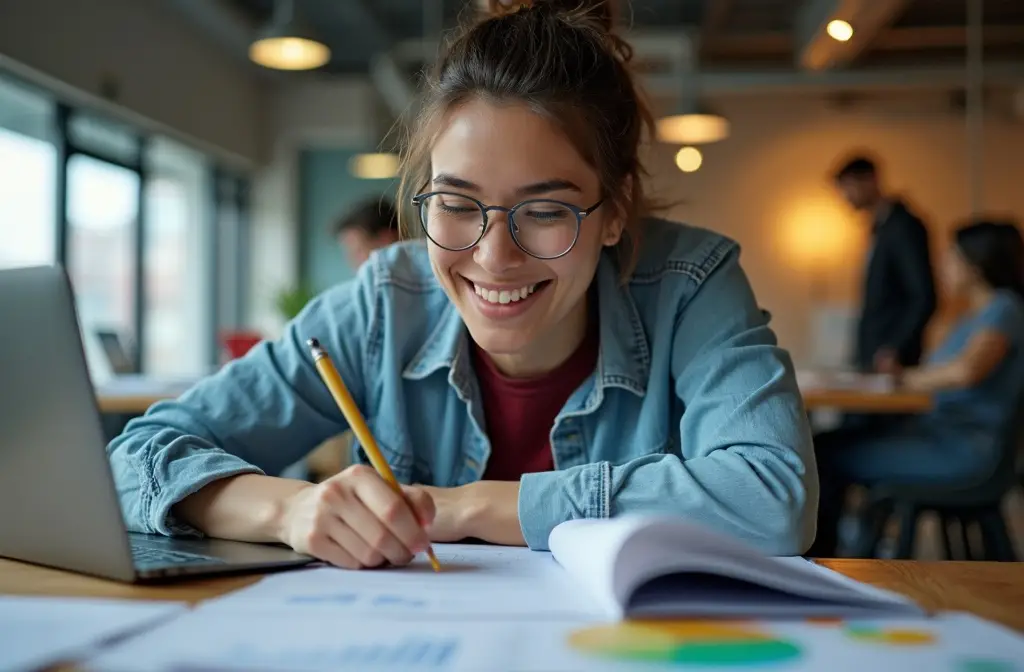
[{"xmin": 549, "ymin": 516, "xmax": 925, "ymax": 621}]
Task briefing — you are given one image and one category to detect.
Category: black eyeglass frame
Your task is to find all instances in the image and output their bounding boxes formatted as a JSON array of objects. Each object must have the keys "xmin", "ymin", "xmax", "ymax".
[{"xmin": 410, "ymin": 190, "xmax": 604, "ymax": 260}]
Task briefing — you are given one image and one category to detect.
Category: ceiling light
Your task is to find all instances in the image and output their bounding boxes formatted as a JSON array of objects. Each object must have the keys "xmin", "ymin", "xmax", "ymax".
[
  {"xmin": 675, "ymin": 146, "xmax": 702, "ymax": 173},
  {"xmin": 249, "ymin": 0, "xmax": 331, "ymax": 71},
  {"xmin": 826, "ymin": 19, "xmax": 854, "ymax": 42},
  {"xmin": 656, "ymin": 103, "xmax": 730, "ymax": 145},
  {"xmin": 349, "ymin": 152, "xmax": 400, "ymax": 180}
]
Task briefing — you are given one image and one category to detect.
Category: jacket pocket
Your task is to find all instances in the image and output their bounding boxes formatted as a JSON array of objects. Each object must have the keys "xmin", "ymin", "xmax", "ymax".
[{"xmin": 351, "ymin": 416, "xmax": 415, "ymax": 483}]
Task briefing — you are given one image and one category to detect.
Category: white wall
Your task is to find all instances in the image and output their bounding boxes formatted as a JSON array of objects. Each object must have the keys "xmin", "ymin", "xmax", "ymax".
[
  {"xmin": 0, "ymin": 0, "xmax": 266, "ymax": 165},
  {"xmin": 644, "ymin": 89, "xmax": 1024, "ymax": 364}
]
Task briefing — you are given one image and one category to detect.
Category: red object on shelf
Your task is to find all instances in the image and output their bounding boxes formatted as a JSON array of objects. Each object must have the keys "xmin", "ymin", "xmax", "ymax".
[{"xmin": 220, "ymin": 331, "xmax": 263, "ymax": 360}]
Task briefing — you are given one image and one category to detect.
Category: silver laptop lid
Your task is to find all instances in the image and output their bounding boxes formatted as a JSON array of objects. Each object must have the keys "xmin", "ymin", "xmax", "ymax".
[{"xmin": 0, "ymin": 265, "xmax": 136, "ymax": 581}]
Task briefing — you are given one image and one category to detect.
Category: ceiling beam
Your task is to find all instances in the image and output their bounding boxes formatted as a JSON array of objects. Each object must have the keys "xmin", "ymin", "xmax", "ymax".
[
  {"xmin": 701, "ymin": 0, "xmax": 734, "ymax": 34},
  {"xmin": 699, "ymin": 0, "xmax": 734, "ymax": 58},
  {"xmin": 795, "ymin": 0, "xmax": 912, "ymax": 71},
  {"xmin": 645, "ymin": 62, "xmax": 1024, "ymax": 96},
  {"xmin": 877, "ymin": 25, "xmax": 1024, "ymax": 50}
]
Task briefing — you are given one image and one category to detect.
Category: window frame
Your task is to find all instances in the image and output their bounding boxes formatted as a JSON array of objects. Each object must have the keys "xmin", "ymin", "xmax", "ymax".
[{"xmin": 0, "ymin": 68, "xmax": 253, "ymax": 377}]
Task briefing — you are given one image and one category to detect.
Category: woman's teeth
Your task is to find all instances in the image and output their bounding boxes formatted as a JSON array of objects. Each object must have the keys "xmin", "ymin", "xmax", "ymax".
[{"xmin": 473, "ymin": 282, "xmax": 539, "ymax": 305}]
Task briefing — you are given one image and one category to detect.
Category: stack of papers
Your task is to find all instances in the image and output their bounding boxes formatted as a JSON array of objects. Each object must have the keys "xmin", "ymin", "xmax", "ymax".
[
  {"xmin": 88, "ymin": 606, "xmax": 1024, "ymax": 671},
  {"xmin": 5, "ymin": 517, "xmax": 1023, "ymax": 671},
  {"xmin": 0, "ymin": 595, "xmax": 185, "ymax": 672}
]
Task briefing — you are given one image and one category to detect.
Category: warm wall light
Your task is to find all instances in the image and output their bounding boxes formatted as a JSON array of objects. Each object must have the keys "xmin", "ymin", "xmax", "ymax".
[
  {"xmin": 349, "ymin": 153, "xmax": 400, "ymax": 180},
  {"xmin": 675, "ymin": 146, "xmax": 702, "ymax": 172},
  {"xmin": 777, "ymin": 194, "xmax": 860, "ymax": 272},
  {"xmin": 657, "ymin": 112, "xmax": 729, "ymax": 145},
  {"xmin": 826, "ymin": 19, "xmax": 853, "ymax": 42}
]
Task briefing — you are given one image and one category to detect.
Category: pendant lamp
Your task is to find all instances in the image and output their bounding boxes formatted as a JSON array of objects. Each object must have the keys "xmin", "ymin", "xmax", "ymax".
[
  {"xmin": 249, "ymin": 0, "xmax": 331, "ymax": 71},
  {"xmin": 656, "ymin": 102, "xmax": 730, "ymax": 145}
]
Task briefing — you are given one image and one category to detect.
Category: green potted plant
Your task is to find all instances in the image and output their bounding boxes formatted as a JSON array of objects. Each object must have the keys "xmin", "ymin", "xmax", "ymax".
[{"xmin": 274, "ymin": 284, "xmax": 317, "ymax": 322}]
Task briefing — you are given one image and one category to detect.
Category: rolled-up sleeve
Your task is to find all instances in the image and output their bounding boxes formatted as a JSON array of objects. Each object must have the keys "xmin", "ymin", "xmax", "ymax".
[
  {"xmin": 106, "ymin": 267, "xmax": 378, "ymax": 536},
  {"xmin": 518, "ymin": 248, "xmax": 818, "ymax": 554}
]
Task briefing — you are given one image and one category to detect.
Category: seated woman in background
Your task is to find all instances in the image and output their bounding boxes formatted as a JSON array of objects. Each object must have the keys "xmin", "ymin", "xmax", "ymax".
[
  {"xmin": 106, "ymin": 0, "xmax": 818, "ymax": 569},
  {"xmin": 809, "ymin": 219, "xmax": 1024, "ymax": 557}
]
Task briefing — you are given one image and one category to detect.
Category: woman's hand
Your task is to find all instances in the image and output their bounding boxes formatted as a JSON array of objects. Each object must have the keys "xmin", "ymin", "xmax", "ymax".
[
  {"xmin": 278, "ymin": 464, "xmax": 435, "ymax": 569},
  {"xmin": 419, "ymin": 481, "xmax": 525, "ymax": 546}
]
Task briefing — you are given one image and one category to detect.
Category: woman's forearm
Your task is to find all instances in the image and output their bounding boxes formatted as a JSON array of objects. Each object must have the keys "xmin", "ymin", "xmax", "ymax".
[
  {"xmin": 902, "ymin": 361, "xmax": 970, "ymax": 392},
  {"xmin": 172, "ymin": 473, "xmax": 313, "ymax": 543}
]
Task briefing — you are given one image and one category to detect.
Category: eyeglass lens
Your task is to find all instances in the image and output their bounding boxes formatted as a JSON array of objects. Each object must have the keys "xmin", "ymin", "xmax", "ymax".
[{"xmin": 419, "ymin": 193, "xmax": 579, "ymax": 258}]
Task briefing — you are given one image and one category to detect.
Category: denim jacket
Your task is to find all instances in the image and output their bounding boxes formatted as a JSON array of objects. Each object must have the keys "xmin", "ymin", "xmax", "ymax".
[{"xmin": 107, "ymin": 217, "xmax": 818, "ymax": 554}]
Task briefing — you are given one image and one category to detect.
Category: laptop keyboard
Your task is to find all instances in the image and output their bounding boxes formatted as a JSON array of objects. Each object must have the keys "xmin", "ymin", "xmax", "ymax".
[{"xmin": 130, "ymin": 544, "xmax": 226, "ymax": 567}]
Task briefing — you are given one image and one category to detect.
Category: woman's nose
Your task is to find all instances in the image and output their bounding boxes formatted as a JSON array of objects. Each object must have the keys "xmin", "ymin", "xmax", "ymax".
[{"xmin": 473, "ymin": 209, "xmax": 527, "ymax": 273}]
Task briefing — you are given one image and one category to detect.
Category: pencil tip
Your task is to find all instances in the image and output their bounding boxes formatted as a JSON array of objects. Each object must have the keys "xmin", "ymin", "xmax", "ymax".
[{"xmin": 306, "ymin": 338, "xmax": 320, "ymax": 349}]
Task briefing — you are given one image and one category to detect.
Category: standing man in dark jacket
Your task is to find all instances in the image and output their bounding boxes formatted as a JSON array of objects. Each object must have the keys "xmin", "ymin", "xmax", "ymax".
[{"xmin": 833, "ymin": 156, "xmax": 937, "ymax": 375}]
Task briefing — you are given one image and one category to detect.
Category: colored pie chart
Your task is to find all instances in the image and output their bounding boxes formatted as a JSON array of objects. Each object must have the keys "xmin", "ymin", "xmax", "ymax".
[
  {"xmin": 567, "ymin": 620, "xmax": 802, "ymax": 666},
  {"xmin": 844, "ymin": 625, "xmax": 936, "ymax": 646}
]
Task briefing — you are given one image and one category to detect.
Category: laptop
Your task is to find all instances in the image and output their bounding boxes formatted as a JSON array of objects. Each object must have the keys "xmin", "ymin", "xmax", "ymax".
[
  {"xmin": 95, "ymin": 329, "xmax": 137, "ymax": 375},
  {"xmin": 0, "ymin": 265, "xmax": 314, "ymax": 582}
]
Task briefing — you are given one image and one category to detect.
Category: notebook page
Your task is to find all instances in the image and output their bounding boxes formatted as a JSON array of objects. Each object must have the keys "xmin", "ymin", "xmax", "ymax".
[
  {"xmin": 618, "ymin": 532, "xmax": 920, "ymax": 615},
  {"xmin": 200, "ymin": 543, "xmax": 603, "ymax": 619},
  {"xmin": 551, "ymin": 517, "xmax": 922, "ymax": 620},
  {"xmin": 548, "ymin": 517, "xmax": 665, "ymax": 619}
]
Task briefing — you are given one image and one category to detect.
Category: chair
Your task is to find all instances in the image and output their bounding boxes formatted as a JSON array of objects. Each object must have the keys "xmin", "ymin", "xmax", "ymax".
[{"xmin": 848, "ymin": 418, "xmax": 1023, "ymax": 562}]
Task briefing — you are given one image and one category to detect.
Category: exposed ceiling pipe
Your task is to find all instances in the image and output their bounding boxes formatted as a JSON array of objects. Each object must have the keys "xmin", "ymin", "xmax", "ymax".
[
  {"xmin": 369, "ymin": 54, "xmax": 415, "ymax": 120},
  {"xmin": 164, "ymin": 0, "xmax": 264, "ymax": 70}
]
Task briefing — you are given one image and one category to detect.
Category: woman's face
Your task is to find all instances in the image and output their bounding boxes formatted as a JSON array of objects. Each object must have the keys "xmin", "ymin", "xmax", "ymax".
[
  {"xmin": 941, "ymin": 245, "xmax": 976, "ymax": 296},
  {"xmin": 426, "ymin": 99, "xmax": 623, "ymax": 376}
]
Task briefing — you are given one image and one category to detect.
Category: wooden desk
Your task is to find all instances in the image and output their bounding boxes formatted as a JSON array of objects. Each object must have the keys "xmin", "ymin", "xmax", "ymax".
[
  {"xmin": 802, "ymin": 388, "xmax": 933, "ymax": 413},
  {"xmin": 2, "ymin": 556, "xmax": 1022, "ymax": 632},
  {"xmin": 98, "ymin": 389, "xmax": 935, "ymax": 417},
  {"xmin": 96, "ymin": 394, "xmax": 171, "ymax": 415}
]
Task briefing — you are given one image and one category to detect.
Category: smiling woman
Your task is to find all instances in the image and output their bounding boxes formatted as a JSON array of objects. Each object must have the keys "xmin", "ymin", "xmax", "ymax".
[{"xmin": 106, "ymin": 0, "xmax": 819, "ymax": 570}]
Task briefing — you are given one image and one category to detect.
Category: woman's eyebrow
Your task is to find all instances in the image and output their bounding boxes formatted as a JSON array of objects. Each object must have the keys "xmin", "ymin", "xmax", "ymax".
[
  {"xmin": 517, "ymin": 179, "xmax": 582, "ymax": 196},
  {"xmin": 431, "ymin": 173, "xmax": 582, "ymax": 196},
  {"xmin": 432, "ymin": 173, "xmax": 477, "ymax": 190}
]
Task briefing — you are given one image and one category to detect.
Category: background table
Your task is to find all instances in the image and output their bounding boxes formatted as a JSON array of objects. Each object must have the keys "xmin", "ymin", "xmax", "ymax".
[
  {"xmin": 97, "ymin": 380, "xmax": 934, "ymax": 417},
  {"xmin": 801, "ymin": 388, "xmax": 932, "ymax": 413}
]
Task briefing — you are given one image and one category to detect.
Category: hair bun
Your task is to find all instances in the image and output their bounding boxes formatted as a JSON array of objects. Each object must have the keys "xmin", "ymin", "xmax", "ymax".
[{"xmin": 483, "ymin": 0, "xmax": 618, "ymax": 34}]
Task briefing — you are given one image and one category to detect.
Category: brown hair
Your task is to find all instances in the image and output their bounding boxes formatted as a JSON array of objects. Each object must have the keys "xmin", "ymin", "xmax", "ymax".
[{"xmin": 395, "ymin": 0, "xmax": 654, "ymax": 280}]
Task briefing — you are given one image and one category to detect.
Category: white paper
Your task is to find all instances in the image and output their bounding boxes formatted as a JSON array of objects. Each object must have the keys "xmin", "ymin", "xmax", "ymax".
[
  {"xmin": 0, "ymin": 595, "xmax": 186, "ymax": 672},
  {"xmin": 549, "ymin": 516, "xmax": 922, "ymax": 620},
  {"xmin": 86, "ymin": 609, "xmax": 1024, "ymax": 672},
  {"xmin": 200, "ymin": 544, "xmax": 603, "ymax": 619}
]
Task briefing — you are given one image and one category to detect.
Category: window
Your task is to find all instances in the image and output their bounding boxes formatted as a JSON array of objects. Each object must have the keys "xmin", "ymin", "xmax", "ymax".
[
  {"xmin": 215, "ymin": 172, "xmax": 250, "ymax": 332},
  {"xmin": 0, "ymin": 70, "xmax": 254, "ymax": 379},
  {"xmin": 0, "ymin": 77, "xmax": 56, "ymax": 269},
  {"xmin": 143, "ymin": 138, "xmax": 212, "ymax": 376},
  {"xmin": 66, "ymin": 153, "xmax": 141, "ymax": 360}
]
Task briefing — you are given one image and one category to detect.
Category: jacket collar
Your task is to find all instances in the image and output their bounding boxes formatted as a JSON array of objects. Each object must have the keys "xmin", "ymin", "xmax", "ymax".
[{"xmin": 402, "ymin": 251, "xmax": 649, "ymax": 396}]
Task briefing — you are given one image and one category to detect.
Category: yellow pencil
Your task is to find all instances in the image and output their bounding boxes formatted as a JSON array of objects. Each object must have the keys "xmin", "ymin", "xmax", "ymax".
[{"xmin": 306, "ymin": 338, "xmax": 441, "ymax": 572}]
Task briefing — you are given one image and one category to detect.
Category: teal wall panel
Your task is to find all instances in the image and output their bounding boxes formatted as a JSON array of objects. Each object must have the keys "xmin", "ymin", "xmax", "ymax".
[{"xmin": 299, "ymin": 148, "xmax": 397, "ymax": 292}]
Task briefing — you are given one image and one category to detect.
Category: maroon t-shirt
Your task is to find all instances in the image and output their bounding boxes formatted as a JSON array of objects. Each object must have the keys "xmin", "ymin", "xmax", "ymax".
[{"xmin": 471, "ymin": 328, "xmax": 599, "ymax": 481}]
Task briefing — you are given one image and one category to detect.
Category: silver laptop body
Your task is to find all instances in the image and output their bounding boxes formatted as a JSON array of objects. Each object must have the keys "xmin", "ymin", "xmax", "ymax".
[{"xmin": 0, "ymin": 265, "xmax": 313, "ymax": 582}]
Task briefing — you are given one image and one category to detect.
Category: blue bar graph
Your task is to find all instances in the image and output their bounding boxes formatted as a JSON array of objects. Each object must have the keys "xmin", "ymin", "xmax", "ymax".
[
  {"xmin": 286, "ymin": 593, "xmax": 359, "ymax": 605},
  {"xmin": 225, "ymin": 637, "xmax": 459, "ymax": 669}
]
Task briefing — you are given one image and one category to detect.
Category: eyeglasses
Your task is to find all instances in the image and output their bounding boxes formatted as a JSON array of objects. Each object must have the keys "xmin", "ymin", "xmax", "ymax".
[{"xmin": 411, "ymin": 191, "xmax": 604, "ymax": 260}]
